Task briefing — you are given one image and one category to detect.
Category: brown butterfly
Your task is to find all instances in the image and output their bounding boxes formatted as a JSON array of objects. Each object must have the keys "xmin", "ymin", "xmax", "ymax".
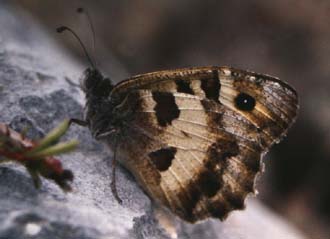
[{"xmin": 57, "ymin": 20, "xmax": 298, "ymax": 223}]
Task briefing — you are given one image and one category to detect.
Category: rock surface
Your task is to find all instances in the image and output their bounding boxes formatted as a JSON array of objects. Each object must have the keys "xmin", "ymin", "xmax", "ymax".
[{"xmin": 0, "ymin": 2, "xmax": 306, "ymax": 239}]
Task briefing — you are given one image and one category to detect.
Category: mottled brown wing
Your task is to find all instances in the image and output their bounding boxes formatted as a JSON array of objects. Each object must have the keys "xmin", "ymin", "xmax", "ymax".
[
  {"xmin": 110, "ymin": 67, "xmax": 298, "ymax": 222},
  {"xmin": 112, "ymin": 67, "xmax": 298, "ymax": 150}
]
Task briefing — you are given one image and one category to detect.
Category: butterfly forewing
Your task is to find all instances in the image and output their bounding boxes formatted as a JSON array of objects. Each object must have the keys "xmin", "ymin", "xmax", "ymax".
[{"xmin": 106, "ymin": 67, "xmax": 298, "ymax": 222}]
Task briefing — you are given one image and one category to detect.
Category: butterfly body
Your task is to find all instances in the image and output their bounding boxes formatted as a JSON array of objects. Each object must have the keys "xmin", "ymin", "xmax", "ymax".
[{"xmin": 80, "ymin": 66, "xmax": 298, "ymax": 223}]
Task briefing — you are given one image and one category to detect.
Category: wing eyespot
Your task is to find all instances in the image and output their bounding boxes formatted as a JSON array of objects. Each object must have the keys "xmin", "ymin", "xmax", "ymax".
[{"xmin": 234, "ymin": 93, "xmax": 256, "ymax": 111}]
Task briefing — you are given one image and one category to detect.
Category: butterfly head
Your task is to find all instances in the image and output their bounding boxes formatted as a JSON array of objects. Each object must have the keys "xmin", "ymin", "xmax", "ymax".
[
  {"xmin": 80, "ymin": 68, "xmax": 114, "ymax": 97},
  {"xmin": 56, "ymin": 24, "xmax": 114, "ymax": 97}
]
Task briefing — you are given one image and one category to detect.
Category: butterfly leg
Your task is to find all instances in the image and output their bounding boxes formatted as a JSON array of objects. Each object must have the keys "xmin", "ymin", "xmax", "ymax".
[
  {"xmin": 93, "ymin": 128, "xmax": 123, "ymax": 203},
  {"xmin": 69, "ymin": 118, "xmax": 89, "ymax": 127},
  {"xmin": 69, "ymin": 118, "xmax": 123, "ymax": 203},
  {"xmin": 111, "ymin": 157, "xmax": 123, "ymax": 204},
  {"xmin": 111, "ymin": 140, "xmax": 123, "ymax": 204}
]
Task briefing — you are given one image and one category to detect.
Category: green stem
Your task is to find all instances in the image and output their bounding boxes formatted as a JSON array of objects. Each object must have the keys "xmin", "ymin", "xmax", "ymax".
[
  {"xmin": 26, "ymin": 120, "xmax": 70, "ymax": 156},
  {"xmin": 28, "ymin": 140, "xmax": 78, "ymax": 158}
]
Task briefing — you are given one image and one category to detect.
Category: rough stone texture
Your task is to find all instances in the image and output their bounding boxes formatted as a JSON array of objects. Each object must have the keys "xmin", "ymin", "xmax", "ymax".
[{"xmin": 0, "ymin": 2, "xmax": 306, "ymax": 239}]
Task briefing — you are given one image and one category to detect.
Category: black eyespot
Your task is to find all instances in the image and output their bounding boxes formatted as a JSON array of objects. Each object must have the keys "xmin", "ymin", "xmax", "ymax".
[{"xmin": 234, "ymin": 93, "xmax": 256, "ymax": 111}]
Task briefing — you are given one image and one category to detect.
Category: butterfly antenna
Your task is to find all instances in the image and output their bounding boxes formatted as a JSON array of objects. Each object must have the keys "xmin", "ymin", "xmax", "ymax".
[
  {"xmin": 77, "ymin": 7, "xmax": 98, "ymax": 66},
  {"xmin": 56, "ymin": 26, "xmax": 96, "ymax": 69}
]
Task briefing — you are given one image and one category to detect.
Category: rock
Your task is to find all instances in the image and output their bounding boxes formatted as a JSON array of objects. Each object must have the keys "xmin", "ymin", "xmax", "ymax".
[{"xmin": 0, "ymin": 2, "xmax": 306, "ymax": 239}]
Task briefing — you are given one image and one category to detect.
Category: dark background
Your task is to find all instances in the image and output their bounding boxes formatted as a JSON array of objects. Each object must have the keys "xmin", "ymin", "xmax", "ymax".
[{"xmin": 12, "ymin": 1, "xmax": 330, "ymax": 238}]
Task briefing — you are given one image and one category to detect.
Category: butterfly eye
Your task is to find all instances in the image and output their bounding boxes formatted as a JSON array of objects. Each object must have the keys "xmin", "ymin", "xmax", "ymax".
[{"xmin": 234, "ymin": 93, "xmax": 256, "ymax": 111}]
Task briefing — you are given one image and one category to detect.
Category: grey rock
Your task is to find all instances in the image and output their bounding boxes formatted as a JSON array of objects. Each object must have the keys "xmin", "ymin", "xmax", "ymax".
[
  {"xmin": 9, "ymin": 115, "xmax": 44, "ymax": 140},
  {"xmin": 0, "ymin": 2, "xmax": 306, "ymax": 239}
]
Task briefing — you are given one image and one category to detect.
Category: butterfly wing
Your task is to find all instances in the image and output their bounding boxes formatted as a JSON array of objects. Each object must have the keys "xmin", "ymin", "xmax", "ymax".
[
  {"xmin": 111, "ymin": 67, "xmax": 298, "ymax": 148},
  {"xmin": 109, "ymin": 67, "xmax": 298, "ymax": 222}
]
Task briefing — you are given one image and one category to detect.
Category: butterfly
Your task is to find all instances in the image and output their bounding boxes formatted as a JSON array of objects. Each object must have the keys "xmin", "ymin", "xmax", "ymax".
[
  {"xmin": 70, "ymin": 65, "xmax": 298, "ymax": 223},
  {"xmin": 57, "ymin": 15, "xmax": 298, "ymax": 222}
]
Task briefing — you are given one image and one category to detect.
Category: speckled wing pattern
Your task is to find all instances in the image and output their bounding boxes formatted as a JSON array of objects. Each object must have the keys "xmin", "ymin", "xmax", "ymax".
[{"xmin": 109, "ymin": 67, "xmax": 298, "ymax": 222}]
